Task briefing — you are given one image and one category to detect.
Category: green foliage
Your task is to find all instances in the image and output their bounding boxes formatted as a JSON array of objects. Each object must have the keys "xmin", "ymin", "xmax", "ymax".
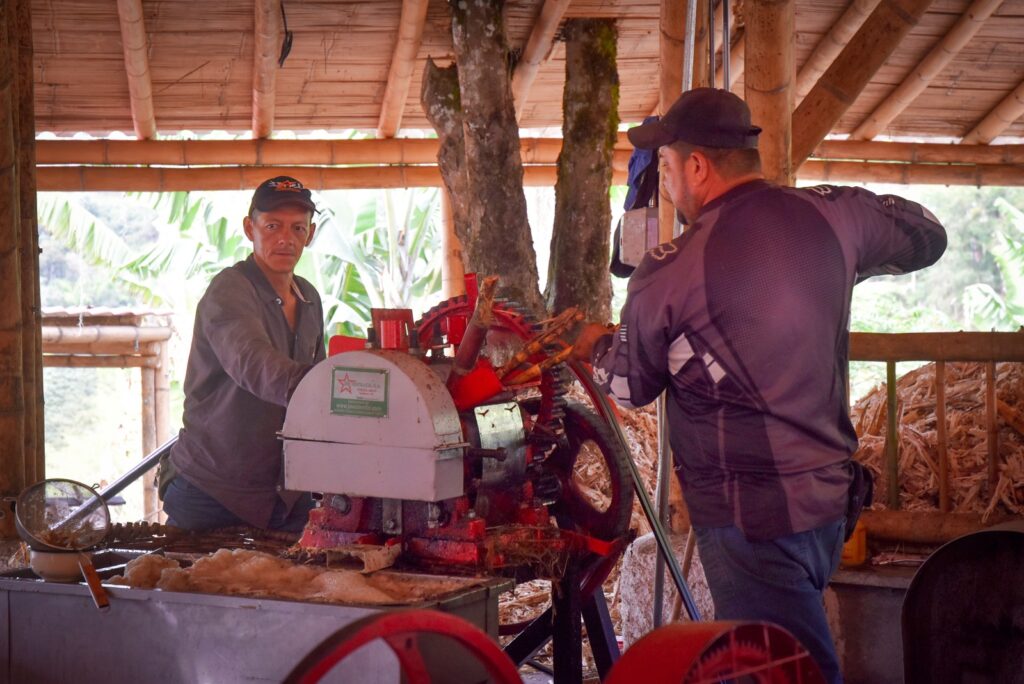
[{"xmin": 962, "ymin": 198, "xmax": 1024, "ymax": 329}]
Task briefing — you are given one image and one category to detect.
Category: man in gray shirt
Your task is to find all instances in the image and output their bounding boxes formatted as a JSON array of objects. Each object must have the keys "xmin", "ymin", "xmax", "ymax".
[{"xmin": 162, "ymin": 176, "xmax": 326, "ymax": 532}]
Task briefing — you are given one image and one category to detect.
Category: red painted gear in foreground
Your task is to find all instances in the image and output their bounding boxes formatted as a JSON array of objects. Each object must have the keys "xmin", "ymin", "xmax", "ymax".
[
  {"xmin": 283, "ymin": 610, "xmax": 522, "ymax": 684},
  {"xmin": 605, "ymin": 621, "xmax": 825, "ymax": 684}
]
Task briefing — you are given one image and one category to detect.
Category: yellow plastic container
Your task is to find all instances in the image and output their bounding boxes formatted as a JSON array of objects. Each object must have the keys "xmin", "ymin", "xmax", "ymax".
[{"xmin": 841, "ymin": 520, "xmax": 867, "ymax": 567}]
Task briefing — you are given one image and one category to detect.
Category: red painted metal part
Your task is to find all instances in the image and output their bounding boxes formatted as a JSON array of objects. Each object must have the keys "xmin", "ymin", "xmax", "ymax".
[
  {"xmin": 604, "ymin": 621, "xmax": 825, "ymax": 684},
  {"xmin": 283, "ymin": 609, "xmax": 522, "ymax": 684}
]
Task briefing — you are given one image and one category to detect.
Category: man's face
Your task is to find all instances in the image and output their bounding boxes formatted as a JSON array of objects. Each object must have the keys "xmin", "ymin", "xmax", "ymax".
[
  {"xmin": 659, "ymin": 145, "xmax": 701, "ymax": 225},
  {"xmin": 243, "ymin": 205, "xmax": 316, "ymax": 276}
]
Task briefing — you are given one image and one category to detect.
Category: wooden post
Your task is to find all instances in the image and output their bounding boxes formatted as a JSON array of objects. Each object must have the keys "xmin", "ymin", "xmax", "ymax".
[
  {"xmin": 140, "ymin": 366, "xmax": 158, "ymax": 520},
  {"xmin": 440, "ymin": 189, "xmax": 465, "ymax": 299},
  {"xmin": 791, "ymin": 0, "xmax": 934, "ymax": 168},
  {"xmin": 744, "ymin": 0, "xmax": 794, "ymax": 186},
  {"xmin": 986, "ymin": 362, "xmax": 998, "ymax": 489},
  {"xmin": 155, "ymin": 340, "xmax": 170, "ymax": 523},
  {"xmin": 252, "ymin": 0, "xmax": 281, "ymax": 139},
  {"xmin": 116, "ymin": 0, "xmax": 157, "ymax": 139},
  {"xmin": 885, "ymin": 361, "xmax": 899, "ymax": 509},
  {"xmin": 0, "ymin": 0, "xmax": 26, "ymax": 535},
  {"xmin": 16, "ymin": 0, "xmax": 40, "ymax": 485},
  {"xmin": 936, "ymin": 361, "xmax": 949, "ymax": 512},
  {"xmin": 658, "ymin": 0, "xmax": 686, "ymax": 243}
]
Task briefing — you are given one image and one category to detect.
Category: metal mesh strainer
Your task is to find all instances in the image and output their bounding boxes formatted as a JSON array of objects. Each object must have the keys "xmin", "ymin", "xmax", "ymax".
[{"xmin": 15, "ymin": 478, "xmax": 111, "ymax": 552}]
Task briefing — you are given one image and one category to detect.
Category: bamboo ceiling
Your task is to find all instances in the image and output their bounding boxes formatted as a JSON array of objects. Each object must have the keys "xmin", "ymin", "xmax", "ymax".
[{"xmin": 28, "ymin": 0, "xmax": 1024, "ymax": 143}]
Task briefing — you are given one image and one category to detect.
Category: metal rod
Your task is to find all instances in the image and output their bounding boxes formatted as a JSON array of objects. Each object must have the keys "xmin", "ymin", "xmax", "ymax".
[
  {"xmin": 569, "ymin": 360, "xmax": 701, "ymax": 622},
  {"xmin": 722, "ymin": 0, "xmax": 731, "ymax": 90},
  {"xmin": 682, "ymin": 0, "xmax": 699, "ymax": 93},
  {"xmin": 652, "ymin": 395, "xmax": 671, "ymax": 628},
  {"xmin": 708, "ymin": 0, "xmax": 716, "ymax": 86}
]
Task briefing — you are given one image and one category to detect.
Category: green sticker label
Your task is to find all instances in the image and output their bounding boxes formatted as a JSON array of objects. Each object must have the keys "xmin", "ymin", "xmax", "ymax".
[{"xmin": 331, "ymin": 366, "xmax": 389, "ymax": 418}]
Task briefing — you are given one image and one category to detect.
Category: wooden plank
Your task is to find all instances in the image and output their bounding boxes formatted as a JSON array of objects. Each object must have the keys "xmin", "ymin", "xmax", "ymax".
[
  {"xmin": 860, "ymin": 510, "xmax": 1018, "ymax": 544},
  {"xmin": 986, "ymin": 361, "xmax": 998, "ymax": 488},
  {"xmin": 848, "ymin": 332, "xmax": 1024, "ymax": 362},
  {"xmin": 936, "ymin": 361, "xmax": 949, "ymax": 512},
  {"xmin": 886, "ymin": 360, "xmax": 900, "ymax": 509}
]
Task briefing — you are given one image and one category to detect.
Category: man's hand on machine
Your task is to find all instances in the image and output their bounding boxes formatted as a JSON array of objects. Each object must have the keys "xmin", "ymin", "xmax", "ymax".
[{"xmin": 568, "ymin": 321, "xmax": 617, "ymax": 363}]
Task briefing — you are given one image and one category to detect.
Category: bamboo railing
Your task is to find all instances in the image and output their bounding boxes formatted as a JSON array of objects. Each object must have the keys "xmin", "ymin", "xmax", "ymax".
[{"xmin": 850, "ymin": 331, "xmax": 1024, "ymax": 512}]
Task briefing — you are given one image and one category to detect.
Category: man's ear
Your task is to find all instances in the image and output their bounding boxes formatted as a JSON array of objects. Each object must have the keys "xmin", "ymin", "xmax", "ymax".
[
  {"xmin": 691, "ymin": 150, "xmax": 711, "ymax": 184},
  {"xmin": 305, "ymin": 223, "xmax": 317, "ymax": 246},
  {"xmin": 243, "ymin": 215, "xmax": 255, "ymax": 241}
]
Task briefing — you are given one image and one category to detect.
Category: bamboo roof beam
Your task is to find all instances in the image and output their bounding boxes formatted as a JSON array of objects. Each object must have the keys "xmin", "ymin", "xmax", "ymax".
[
  {"xmin": 962, "ymin": 77, "xmax": 1024, "ymax": 144},
  {"xmin": 252, "ymin": 0, "xmax": 280, "ymax": 139},
  {"xmin": 798, "ymin": 159, "xmax": 1024, "ymax": 186},
  {"xmin": 745, "ymin": 0, "xmax": 795, "ymax": 186},
  {"xmin": 658, "ymin": 0, "xmax": 687, "ymax": 242},
  {"xmin": 116, "ymin": 0, "xmax": 157, "ymax": 140},
  {"xmin": 714, "ymin": 30, "xmax": 745, "ymax": 92},
  {"xmin": 37, "ymin": 163, "xmax": 631, "ymax": 192},
  {"xmin": 791, "ymin": 0, "xmax": 934, "ymax": 168},
  {"xmin": 36, "ymin": 136, "xmax": 633, "ymax": 166},
  {"xmin": 794, "ymin": 0, "xmax": 880, "ymax": 106},
  {"xmin": 511, "ymin": 0, "xmax": 572, "ymax": 120},
  {"xmin": 41, "ymin": 326, "xmax": 172, "ymax": 345},
  {"xmin": 377, "ymin": 0, "xmax": 430, "ymax": 137},
  {"xmin": 852, "ymin": 0, "xmax": 1003, "ymax": 141},
  {"xmin": 813, "ymin": 140, "xmax": 1024, "ymax": 164},
  {"xmin": 43, "ymin": 355, "xmax": 160, "ymax": 369}
]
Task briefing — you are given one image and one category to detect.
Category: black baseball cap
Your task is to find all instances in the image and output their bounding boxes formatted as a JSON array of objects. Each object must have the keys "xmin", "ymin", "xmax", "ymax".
[
  {"xmin": 627, "ymin": 88, "xmax": 762, "ymax": 150},
  {"xmin": 248, "ymin": 176, "xmax": 317, "ymax": 215}
]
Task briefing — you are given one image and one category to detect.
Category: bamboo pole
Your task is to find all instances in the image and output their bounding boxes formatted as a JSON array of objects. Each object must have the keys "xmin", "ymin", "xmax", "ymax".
[
  {"xmin": 936, "ymin": 361, "xmax": 949, "ymax": 512},
  {"xmin": 115, "ymin": 0, "xmax": 157, "ymax": 140},
  {"xmin": 512, "ymin": 0, "xmax": 573, "ymax": 120},
  {"xmin": 658, "ymin": 0, "xmax": 687, "ymax": 244},
  {"xmin": 35, "ymin": 136, "xmax": 634, "ymax": 167},
  {"xmin": 252, "ymin": 0, "xmax": 280, "ymax": 139},
  {"xmin": 377, "ymin": 0, "xmax": 430, "ymax": 137},
  {"xmin": 141, "ymin": 366, "xmax": 158, "ymax": 520},
  {"xmin": 440, "ymin": 188, "xmax": 465, "ymax": 298},
  {"xmin": 860, "ymin": 510, "xmax": 1016, "ymax": 545},
  {"xmin": 852, "ymin": 0, "xmax": 1003, "ymax": 140},
  {"xmin": 41, "ymin": 355, "xmax": 160, "ymax": 368},
  {"xmin": 812, "ymin": 140, "xmax": 1024, "ymax": 165},
  {"xmin": 43, "ymin": 341, "xmax": 163, "ymax": 356},
  {"xmin": 41, "ymin": 326, "xmax": 172, "ymax": 345},
  {"xmin": 744, "ymin": 0, "xmax": 794, "ymax": 186},
  {"xmin": 38, "ymin": 163, "xmax": 630, "ymax": 192},
  {"xmin": 791, "ymin": 0, "xmax": 934, "ymax": 168},
  {"xmin": 799, "ymin": 159, "xmax": 1024, "ymax": 187},
  {"xmin": 962, "ymin": 77, "xmax": 1024, "ymax": 144},
  {"xmin": 691, "ymin": 0, "xmax": 709, "ymax": 89},
  {"xmin": 849, "ymin": 331, "xmax": 1024, "ymax": 362},
  {"xmin": 17, "ymin": 0, "xmax": 40, "ymax": 485},
  {"xmin": 0, "ymin": 0, "xmax": 26, "ymax": 535},
  {"xmin": 794, "ymin": 0, "xmax": 880, "ymax": 105}
]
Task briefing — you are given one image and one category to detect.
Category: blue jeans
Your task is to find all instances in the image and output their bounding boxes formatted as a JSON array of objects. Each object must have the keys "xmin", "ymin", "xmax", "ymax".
[
  {"xmin": 694, "ymin": 519, "xmax": 846, "ymax": 684},
  {"xmin": 163, "ymin": 476, "xmax": 314, "ymax": 533}
]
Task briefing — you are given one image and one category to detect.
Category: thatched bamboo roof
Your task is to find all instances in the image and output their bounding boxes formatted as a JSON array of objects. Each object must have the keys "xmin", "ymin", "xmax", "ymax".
[{"xmin": 30, "ymin": 0, "xmax": 1024, "ymax": 143}]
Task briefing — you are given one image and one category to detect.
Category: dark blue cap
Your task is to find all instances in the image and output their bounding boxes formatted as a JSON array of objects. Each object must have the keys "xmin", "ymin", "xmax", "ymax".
[{"xmin": 627, "ymin": 88, "xmax": 762, "ymax": 150}]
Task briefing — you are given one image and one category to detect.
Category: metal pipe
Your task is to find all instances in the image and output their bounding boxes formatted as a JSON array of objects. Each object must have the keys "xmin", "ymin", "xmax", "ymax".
[
  {"xmin": 708, "ymin": 0, "xmax": 716, "ymax": 86},
  {"xmin": 569, "ymin": 360, "xmax": 701, "ymax": 622},
  {"xmin": 652, "ymin": 395, "xmax": 671, "ymax": 628},
  {"xmin": 722, "ymin": 0, "xmax": 731, "ymax": 90}
]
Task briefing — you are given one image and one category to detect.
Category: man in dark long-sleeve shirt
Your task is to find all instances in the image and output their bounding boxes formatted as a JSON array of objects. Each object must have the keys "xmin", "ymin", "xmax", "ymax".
[
  {"xmin": 162, "ymin": 177, "xmax": 326, "ymax": 532},
  {"xmin": 575, "ymin": 89, "xmax": 946, "ymax": 683}
]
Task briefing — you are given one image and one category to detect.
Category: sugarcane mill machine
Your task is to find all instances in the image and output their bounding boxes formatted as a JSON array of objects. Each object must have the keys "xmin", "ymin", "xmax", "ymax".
[{"xmin": 279, "ymin": 274, "xmax": 637, "ymax": 680}]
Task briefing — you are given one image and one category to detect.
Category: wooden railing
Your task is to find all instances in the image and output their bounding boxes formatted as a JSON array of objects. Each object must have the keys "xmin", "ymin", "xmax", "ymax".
[{"xmin": 849, "ymin": 331, "xmax": 1024, "ymax": 510}]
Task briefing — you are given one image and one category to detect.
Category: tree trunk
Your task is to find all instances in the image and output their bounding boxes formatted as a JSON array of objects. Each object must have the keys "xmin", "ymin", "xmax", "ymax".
[
  {"xmin": 448, "ymin": 0, "xmax": 544, "ymax": 315},
  {"xmin": 0, "ymin": 0, "xmax": 26, "ymax": 535},
  {"xmin": 545, "ymin": 19, "xmax": 618, "ymax": 322},
  {"xmin": 421, "ymin": 59, "xmax": 473, "ymax": 265},
  {"xmin": 17, "ymin": 0, "xmax": 41, "ymax": 485}
]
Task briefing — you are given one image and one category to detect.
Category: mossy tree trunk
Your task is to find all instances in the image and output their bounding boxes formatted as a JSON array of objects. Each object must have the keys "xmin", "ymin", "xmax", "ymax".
[
  {"xmin": 0, "ymin": 0, "xmax": 28, "ymax": 536},
  {"xmin": 423, "ymin": 0, "xmax": 544, "ymax": 315},
  {"xmin": 545, "ymin": 19, "xmax": 619, "ymax": 322}
]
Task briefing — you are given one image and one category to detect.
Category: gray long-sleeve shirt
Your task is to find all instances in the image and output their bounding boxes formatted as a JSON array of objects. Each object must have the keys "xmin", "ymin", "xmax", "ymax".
[
  {"xmin": 170, "ymin": 255, "xmax": 326, "ymax": 528},
  {"xmin": 593, "ymin": 180, "xmax": 946, "ymax": 541}
]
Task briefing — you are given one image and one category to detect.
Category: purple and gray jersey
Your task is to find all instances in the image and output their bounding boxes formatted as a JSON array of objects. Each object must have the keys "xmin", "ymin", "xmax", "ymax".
[{"xmin": 592, "ymin": 180, "xmax": 946, "ymax": 541}]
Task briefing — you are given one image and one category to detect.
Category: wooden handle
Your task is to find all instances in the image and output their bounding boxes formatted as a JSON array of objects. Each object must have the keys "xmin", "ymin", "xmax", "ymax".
[{"xmin": 78, "ymin": 554, "xmax": 110, "ymax": 612}]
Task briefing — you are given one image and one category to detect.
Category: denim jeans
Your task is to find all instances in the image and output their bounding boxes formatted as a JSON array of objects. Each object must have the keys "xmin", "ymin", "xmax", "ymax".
[
  {"xmin": 163, "ymin": 476, "xmax": 314, "ymax": 533},
  {"xmin": 693, "ymin": 518, "xmax": 846, "ymax": 684}
]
